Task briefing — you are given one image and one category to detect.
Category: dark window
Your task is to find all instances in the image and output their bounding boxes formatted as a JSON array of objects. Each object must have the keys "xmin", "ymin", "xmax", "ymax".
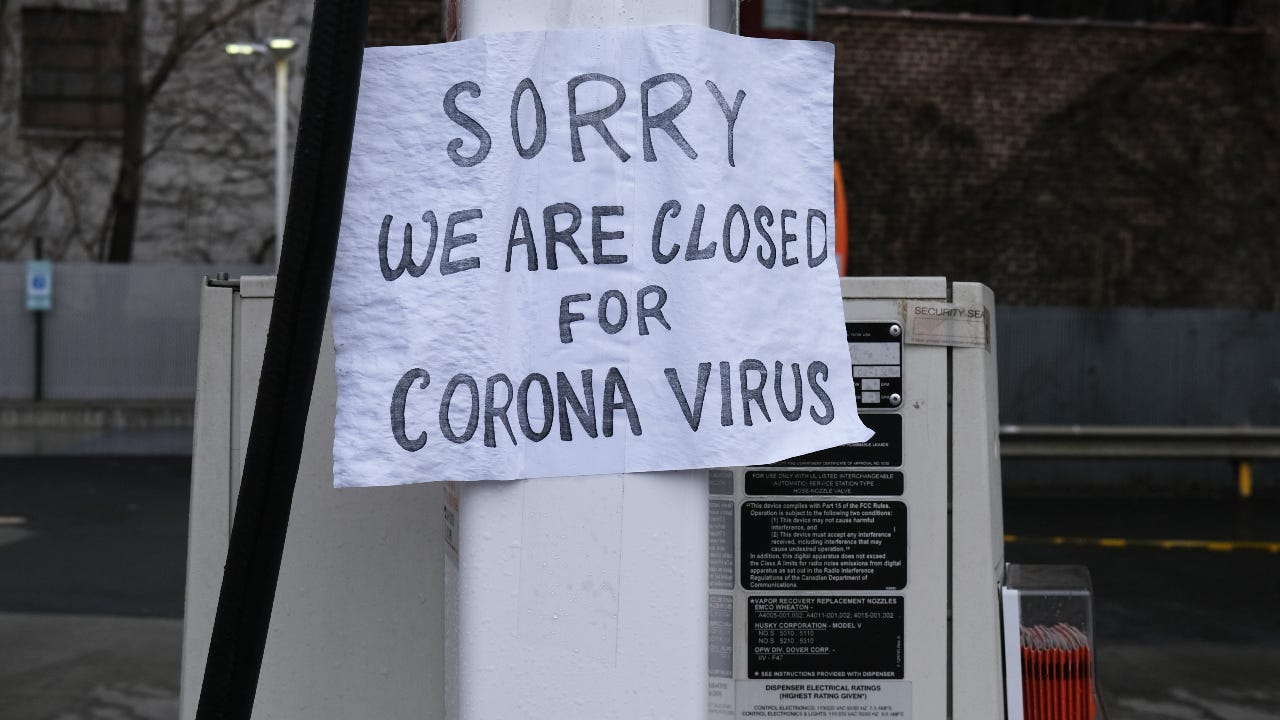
[{"xmin": 21, "ymin": 7, "xmax": 126, "ymax": 133}]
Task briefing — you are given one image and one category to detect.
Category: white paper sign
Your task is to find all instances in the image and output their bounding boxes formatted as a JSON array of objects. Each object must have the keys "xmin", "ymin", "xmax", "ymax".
[{"xmin": 331, "ymin": 25, "xmax": 871, "ymax": 486}]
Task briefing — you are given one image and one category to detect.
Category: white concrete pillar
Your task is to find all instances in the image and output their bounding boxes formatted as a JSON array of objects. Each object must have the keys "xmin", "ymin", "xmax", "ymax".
[{"xmin": 449, "ymin": 3, "xmax": 733, "ymax": 720}]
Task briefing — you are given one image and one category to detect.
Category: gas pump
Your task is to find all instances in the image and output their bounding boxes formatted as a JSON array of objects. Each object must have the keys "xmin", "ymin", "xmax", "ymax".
[
  {"xmin": 179, "ymin": 3, "xmax": 1095, "ymax": 719},
  {"xmin": 181, "ymin": 275, "xmax": 1019, "ymax": 719},
  {"xmin": 711, "ymin": 277, "xmax": 1006, "ymax": 719}
]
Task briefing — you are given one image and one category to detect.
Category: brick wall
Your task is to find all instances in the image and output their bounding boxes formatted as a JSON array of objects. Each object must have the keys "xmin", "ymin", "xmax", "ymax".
[
  {"xmin": 820, "ymin": 10, "xmax": 1280, "ymax": 308},
  {"xmin": 356, "ymin": 3, "xmax": 1280, "ymax": 309},
  {"xmin": 367, "ymin": 0, "xmax": 443, "ymax": 46}
]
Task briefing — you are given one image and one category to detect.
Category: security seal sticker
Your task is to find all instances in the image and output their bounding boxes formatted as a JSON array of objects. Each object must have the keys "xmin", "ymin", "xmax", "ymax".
[{"xmin": 901, "ymin": 300, "xmax": 988, "ymax": 349}]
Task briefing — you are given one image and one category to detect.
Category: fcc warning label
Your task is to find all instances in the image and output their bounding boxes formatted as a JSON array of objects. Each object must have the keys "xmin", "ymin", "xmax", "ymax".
[
  {"xmin": 748, "ymin": 596, "xmax": 904, "ymax": 679},
  {"xmin": 741, "ymin": 501, "xmax": 907, "ymax": 590}
]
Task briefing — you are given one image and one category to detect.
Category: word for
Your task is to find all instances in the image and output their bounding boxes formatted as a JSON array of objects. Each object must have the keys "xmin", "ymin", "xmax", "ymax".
[
  {"xmin": 558, "ymin": 286, "xmax": 670, "ymax": 343},
  {"xmin": 443, "ymin": 73, "xmax": 747, "ymax": 166}
]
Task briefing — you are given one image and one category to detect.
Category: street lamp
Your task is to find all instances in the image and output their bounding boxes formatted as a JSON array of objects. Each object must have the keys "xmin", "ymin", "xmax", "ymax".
[{"xmin": 226, "ymin": 37, "xmax": 298, "ymax": 269}]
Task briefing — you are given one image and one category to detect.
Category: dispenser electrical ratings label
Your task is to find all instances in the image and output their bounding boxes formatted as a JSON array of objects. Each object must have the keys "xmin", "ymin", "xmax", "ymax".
[{"xmin": 737, "ymin": 678, "xmax": 911, "ymax": 719}]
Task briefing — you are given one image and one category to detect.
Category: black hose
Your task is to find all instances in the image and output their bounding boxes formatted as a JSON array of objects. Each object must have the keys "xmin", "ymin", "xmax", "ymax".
[{"xmin": 193, "ymin": 0, "xmax": 369, "ymax": 715}]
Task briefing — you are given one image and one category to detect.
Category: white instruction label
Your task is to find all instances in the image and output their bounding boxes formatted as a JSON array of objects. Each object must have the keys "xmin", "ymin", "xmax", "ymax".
[
  {"xmin": 902, "ymin": 301, "xmax": 988, "ymax": 349},
  {"xmin": 736, "ymin": 679, "xmax": 911, "ymax": 718}
]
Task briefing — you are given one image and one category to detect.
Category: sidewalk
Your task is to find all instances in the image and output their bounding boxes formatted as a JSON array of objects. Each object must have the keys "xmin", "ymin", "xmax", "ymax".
[
  {"xmin": 0, "ymin": 612, "xmax": 182, "ymax": 720},
  {"xmin": 0, "ymin": 401, "xmax": 193, "ymax": 455}
]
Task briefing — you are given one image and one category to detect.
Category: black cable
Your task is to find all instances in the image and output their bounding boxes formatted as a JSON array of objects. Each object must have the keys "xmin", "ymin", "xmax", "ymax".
[{"xmin": 194, "ymin": 0, "xmax": 369, "ymax": 715}]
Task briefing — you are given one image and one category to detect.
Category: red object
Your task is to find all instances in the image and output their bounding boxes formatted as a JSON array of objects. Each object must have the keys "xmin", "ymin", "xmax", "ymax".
[
  {"xmin": 1021, "ymin": 624, "xmax": 1096, "ymax": 720},
  {"xmin": 833, "ymin": 160, "xmax": 848, "ymax": 275},
  {"xmin": 738, "ymin": 0, "xmax": 815, "ymax": 40}
]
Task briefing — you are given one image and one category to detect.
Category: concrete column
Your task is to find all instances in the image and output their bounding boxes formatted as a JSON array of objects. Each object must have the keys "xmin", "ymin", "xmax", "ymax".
[{"xmin": 449, "ymin": 3, "xmax": 731, "ymax": 719}]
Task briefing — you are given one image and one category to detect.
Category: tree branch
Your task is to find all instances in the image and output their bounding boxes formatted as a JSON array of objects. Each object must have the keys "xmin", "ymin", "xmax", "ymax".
[
  {"xmin": 145, "ymin": 0, "xmax": 270, "ymax": 103},
  {"xmin": 0, "ymin": 140, "xmax": 83, "ymax": 224}
]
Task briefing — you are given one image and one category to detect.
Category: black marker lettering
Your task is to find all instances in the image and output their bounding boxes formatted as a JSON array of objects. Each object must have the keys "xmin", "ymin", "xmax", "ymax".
[
  {"xmin": 774, "ymin": 361, "xmax": 803, "ymax": 421},
  {"xmin": 636, "ymin": 285, "xmax": 671, "ymax": 335},
  {"xmin": 484, "ymin": 374, "xmax": 517, "ymax": 447},
  {"xmin": 806, "ymin": 209, "xmax": 829, "ymax": 268},
  {"xmin": 739, "ymin": 359, "xmax": 770, "ymax": 426},
  {"xmin": 556, "ymin": 370, "xmax": 598, "ymax": 440},
  {"xmin": 518, "ymin": 373, "xmax": 554, "ymax": 441},
  {"xmin": 665, "ymin": 363, "xmax": 712, "ymax": 431},
  {"xmin": 510, "ymin": 77, "xmax": 547, "ymax": 159},
  {"xmin": 391, "ymin": 368, "xmax": 429, "ymax": 451},
  {"xmin": 652, "ymin": 200, "xmax": 681, "ymax": 264},
  {"xmin": 444, "ymin": 81, "xmax": 491, "ymax": 167},
  {"xmin": 602, "ymin": 367, "xmax": 641, "ymax": 437},
  {"xmin": 722, "ymin": 204, "xmax": 749, "ymax": 263},
  {"xmin": 591, "ymin": 206, "xmax": 627, "ymax": 264},
  {"xmin": 378, "ymin": 212, "xmax": 437, "ymax": 280},
  {"xmin": 641, "ymin": 73, "xmax": 696, "ymax": 162},
  {"xmin": 567, "ymin": 73, "xmax": 630, "ymax": 163},
  {"xmin": 683, "ymin": 204, "xmax": 715, "ymax": 260},
  {"xmin": 753, "ymin": 206, "xmax": 776, "ymax": 268},
  {"xmin": 780, "ymin": 209, "xmax": 799, "ymax": 267},
  {"xmin": 506, "ymin": 206, "xmax": 537, "ymax": 272},
  {"xmin": 807, "ymin": 361, "xmax": 835, "ymax": 425},
  {"xmin": 719, "ymin": 360, "xmax": 733, "ymax": 426},
  {"xmin": 543, "ymin": 202, "xmax": 587, "ymax": 270},
  {"xmin": 705, "ymin": 81, "xmax": 746, "ymax": 167},
  {"xmin": 440, "ymin": 374, "xmax": 480, "ymax": 443},
  {"xmin": 598, "ymin": 290, "xmax": 628, "ymax": 335},
  {"xmin": 440, "ymin": 209, "xmax": 482, "ymax": 275},
  {"xmin": 558, "ymin": 292, "xmax": 591, "ymax": 343}
]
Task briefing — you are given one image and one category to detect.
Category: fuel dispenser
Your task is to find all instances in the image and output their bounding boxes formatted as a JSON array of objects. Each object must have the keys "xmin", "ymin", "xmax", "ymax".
[
  {"xmin": 710, "ymin": 277, "xmax": 1005, "ymax": 719},
  {"xmin": 180, "ymin": 275, "xmax": 1034, "ymax": 720}
]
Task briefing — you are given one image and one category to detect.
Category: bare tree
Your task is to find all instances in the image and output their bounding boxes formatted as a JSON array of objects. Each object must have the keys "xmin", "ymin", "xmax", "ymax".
[
  {"xmin": 0, "ymin": 0, "xmax": 308, "ymax": 262},
  {"xmin": 102, "ymin": 0, "xmax": 276, "ymax": 261}
]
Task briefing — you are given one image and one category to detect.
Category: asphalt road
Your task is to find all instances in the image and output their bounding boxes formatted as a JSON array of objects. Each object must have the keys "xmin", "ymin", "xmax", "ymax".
[
  {"xmin": 0, "ymin": 456, "xmax": 190, "ymax": 720},
  {"xmin": 1, "ymin": 456, "xmax": 1278, "ymax": 719},
  {"xmin": 1005, "ymin": 495, "xmax": 1280, "ymax": 719},
  {"xmin": 0, "ymin": 456, "xmax": 190, "ymax": 618}
]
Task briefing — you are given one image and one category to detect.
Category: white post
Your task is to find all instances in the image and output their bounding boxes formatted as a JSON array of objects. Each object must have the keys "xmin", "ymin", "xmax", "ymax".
[
  {"xmin": 273, "ymin": 57, "xmax": 289, "ymax": 269},
  {"xmin": 450, "ymin": 3, "xmax": 731, "ymax": 720}
]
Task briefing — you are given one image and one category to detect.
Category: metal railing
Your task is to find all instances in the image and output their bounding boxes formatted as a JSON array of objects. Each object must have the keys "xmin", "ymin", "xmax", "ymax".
[{"xmin": 999, "ymin": 424, "xmax": 1280, "ymax": 497}]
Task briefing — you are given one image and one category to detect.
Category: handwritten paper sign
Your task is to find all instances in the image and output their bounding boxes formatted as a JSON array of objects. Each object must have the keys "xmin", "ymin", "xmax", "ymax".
[{"xmin": 331, "ymin": 25, "xmax": 871, "ymax": 486}]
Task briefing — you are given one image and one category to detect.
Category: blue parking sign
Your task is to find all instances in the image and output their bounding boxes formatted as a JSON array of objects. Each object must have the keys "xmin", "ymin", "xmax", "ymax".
[{"xmin": 26, "ymin": 260, "xmax": 52, "ymax": 312}]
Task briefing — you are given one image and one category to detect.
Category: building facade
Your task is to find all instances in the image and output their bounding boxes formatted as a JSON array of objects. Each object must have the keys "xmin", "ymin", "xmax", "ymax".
[{"xmin": 3, "ymin": 0, "xmax": 1277, "ymax": 309}]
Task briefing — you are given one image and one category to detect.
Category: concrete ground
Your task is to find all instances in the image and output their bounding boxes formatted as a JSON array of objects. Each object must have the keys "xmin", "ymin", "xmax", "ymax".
[
  {"xmin": 1, "ymin": 453, "xmax": 1278, "ymax": 719},
  {"xmin": 1, "ymin": 455, "xmax": 189, "ymax": 720},
  {"xmin": 0, "ymin": 613, "xmax": 181, "ymax": 720}
]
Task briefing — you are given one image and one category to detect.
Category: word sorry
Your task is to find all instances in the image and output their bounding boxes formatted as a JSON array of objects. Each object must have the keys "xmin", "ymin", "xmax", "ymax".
[{"xmin": 443, "ymin": 73, "xmax": 747, "ymax": 166}]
